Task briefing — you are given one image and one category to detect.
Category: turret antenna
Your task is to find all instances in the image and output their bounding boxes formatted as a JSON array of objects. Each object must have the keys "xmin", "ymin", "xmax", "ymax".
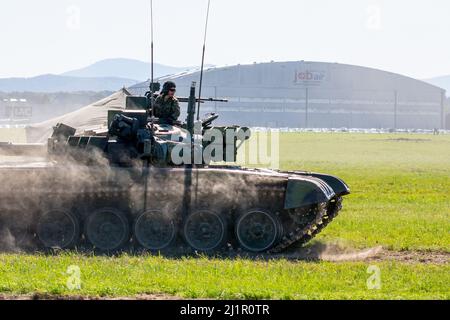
[
  {"xmin": 144, "ymin": 0, "xmax": 155, "ymax": 212},
  {"xmin": 196, "ymin": 0, "xmax": 211, "ymax": 121},
  {"xmin": 150, "ymin": 0, "xmax": 155, "ymax": 122}
]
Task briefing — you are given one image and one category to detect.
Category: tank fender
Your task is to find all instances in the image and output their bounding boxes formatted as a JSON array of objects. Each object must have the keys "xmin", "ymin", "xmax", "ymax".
[
  {"xmin": 285, "ymin": 177, "xmax": 335, "ymax": 210},
  {"xmin": 307, "ymin": 173, "xmax": 350, "ymax": 196}
]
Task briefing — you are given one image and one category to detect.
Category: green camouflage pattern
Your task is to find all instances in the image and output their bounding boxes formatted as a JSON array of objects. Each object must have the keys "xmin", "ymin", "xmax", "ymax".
[{"xmin": 153, "ymin": 95, "xmax": 181, "ymax": 124}]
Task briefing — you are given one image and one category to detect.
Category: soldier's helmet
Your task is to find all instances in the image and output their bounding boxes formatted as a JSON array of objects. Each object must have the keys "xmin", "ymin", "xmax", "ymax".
[{"xmin": 162, "ymin": 81, "xmax": 177, "ymax": 95}]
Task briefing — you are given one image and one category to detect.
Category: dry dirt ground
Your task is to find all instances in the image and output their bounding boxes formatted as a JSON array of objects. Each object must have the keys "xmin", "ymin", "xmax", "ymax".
[
  {"xmin": 369, "ymin": 249, "xmax": 449, "ymax": 264},
  {"xmin": 258, "ymin": 243, "xmax": 449, "ymax": 264},
  {"xmin": 0, "ymin": 293, "xmax": 181, "ymax": 300}
]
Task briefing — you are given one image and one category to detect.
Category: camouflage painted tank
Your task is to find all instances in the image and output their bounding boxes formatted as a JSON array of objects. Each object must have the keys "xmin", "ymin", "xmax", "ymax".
[{"xmin": 0, "ymin": 82, "xmax": 349, "ymax": 253}]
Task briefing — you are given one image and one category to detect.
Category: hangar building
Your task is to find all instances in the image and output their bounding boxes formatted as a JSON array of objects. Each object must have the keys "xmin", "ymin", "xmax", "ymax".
[{"xmin": 129, "ymin": 61, "xmax": 447, "ymax": 129}]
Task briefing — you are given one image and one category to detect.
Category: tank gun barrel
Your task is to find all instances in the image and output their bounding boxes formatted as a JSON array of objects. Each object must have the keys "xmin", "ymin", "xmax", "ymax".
[{"xmin": 177, "ymin": 97, "xmax": 228, "ymax": 103}]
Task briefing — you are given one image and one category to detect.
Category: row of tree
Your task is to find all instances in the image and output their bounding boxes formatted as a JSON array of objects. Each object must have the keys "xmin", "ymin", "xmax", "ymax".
[{"xmin": 0, "ymin": 91, "xmax": 113, "ymax": 106}]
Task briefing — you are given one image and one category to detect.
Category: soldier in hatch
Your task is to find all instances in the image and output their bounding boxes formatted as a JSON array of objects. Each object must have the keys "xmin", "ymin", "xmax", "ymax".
[{"xmin": 153, "ymin": 81, "xmax": 180, "ymax": 125}]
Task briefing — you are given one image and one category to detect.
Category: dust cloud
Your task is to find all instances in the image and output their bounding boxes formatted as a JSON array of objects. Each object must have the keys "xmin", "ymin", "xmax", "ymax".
[{"xmin": 0, "ymin": 148, "xmax": 263, "ymax": 253}]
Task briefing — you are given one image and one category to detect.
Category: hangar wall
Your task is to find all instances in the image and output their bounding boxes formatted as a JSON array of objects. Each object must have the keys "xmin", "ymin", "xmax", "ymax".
[{"xmin": 130, "ymin": 61, "xmax": 446, "ymax": 129}]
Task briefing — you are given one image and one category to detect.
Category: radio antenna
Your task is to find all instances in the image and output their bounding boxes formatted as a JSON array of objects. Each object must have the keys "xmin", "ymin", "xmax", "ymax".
[
  {"xmin": 144, "ymin": 0, "xmax": 155, "ymax": 212},
  {"xmin": 196, "ymin": 0, "xmax": 211, "ymax": 121},
  {"xmin": 150, "ymin": 0, "xmax": 155, "ymax": 121}
]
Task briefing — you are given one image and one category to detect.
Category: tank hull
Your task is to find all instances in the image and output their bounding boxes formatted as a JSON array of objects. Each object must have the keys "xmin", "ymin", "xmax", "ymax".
[{"xmin": 0, "ymin": 161, "xmax": 349, "ymax": 253}]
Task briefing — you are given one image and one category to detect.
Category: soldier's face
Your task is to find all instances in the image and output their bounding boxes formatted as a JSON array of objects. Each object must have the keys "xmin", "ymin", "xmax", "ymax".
[{"xmin": 168, "ymin": 88, "xmax": 176, "ymax": 97}]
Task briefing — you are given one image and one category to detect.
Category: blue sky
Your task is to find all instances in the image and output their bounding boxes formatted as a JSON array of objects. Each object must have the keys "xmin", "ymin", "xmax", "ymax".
[{"xmin": 0, "ymin": 0, "xmax": 449, "ymax": 79}]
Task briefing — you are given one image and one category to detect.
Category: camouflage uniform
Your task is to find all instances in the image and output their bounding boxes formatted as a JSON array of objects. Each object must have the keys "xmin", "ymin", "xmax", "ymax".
[{"xmin": 153, "ymin": 95, "xmax": 181, "ymax": 124}]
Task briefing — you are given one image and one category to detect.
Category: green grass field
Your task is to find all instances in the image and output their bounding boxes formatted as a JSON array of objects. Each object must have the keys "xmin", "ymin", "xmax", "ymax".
[
  {"xmin": 0, "ymin": 254, "xmax": 448, "ymax": 299},
  {"xmin": 0, "ymin": 132, "xmax": 449, "ymax": 299},
  {"xmin": 279, "ymin": 133, "xmax": 450, "ymax": 252}
]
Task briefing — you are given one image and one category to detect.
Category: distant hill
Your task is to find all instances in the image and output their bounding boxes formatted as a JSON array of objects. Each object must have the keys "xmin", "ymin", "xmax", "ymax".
[
  {"xmin": 423, "ymin": 75, "xmax": 450, "ymax": 94},
  {"xmin": 0, "ymin": 58, "xmax": 211, "ymax": 93},
  {"xmin": 0, "ymin": 74, "xmax": 138, "ymax": 93},
  {"xmin": 62, "ymin": 58, "xmax": 196, "ymax": 81}
]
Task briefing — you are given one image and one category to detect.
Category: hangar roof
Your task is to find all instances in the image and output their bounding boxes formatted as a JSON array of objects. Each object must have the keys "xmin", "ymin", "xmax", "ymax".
[{"xmin": 131, "ymin": 61, "xmax": 445, "ymax": 94}]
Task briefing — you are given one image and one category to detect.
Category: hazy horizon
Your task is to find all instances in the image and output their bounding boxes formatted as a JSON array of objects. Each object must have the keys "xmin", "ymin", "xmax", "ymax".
[{"xmin": 1, "ymin": 0, "xmax": 449, "ymax": 79}]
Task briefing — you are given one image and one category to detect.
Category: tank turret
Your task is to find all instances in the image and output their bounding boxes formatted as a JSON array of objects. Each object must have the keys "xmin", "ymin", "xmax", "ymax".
[{"xmin": 49, "ymin": 81, "xmax": 250, "ymax": 167}]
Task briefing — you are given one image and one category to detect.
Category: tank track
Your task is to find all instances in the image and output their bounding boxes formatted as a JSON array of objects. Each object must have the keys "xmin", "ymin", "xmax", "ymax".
[
  {"xmin": 10, "ymin": 184, "xmax": 343, "ymax": 254},
  {"xmin": 269, "ymin": 197, "xmax": 343, "ymax": 254}
]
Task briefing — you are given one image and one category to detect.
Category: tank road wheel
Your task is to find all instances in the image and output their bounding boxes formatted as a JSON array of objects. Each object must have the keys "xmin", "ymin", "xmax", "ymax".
[
  {"xmin": 85, "ymin": 208, "xmax": 130, "ymax": 251},
  {"xmin": 235, "ymin": 210, "xmax": 281, "ymax": 253},
  {"xmin": 134, "ymin": 210, "xmax": 177, "ymax": 251},
  {"xmin": 183, "ymin": 210, "xmax": 227, "ymax": 252},
  {"xmin": 36, "ymin": 209, "xmax": 80, "ymax": 249}
]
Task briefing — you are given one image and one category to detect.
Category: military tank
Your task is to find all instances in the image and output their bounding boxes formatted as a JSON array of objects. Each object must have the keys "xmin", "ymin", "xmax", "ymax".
[{"xmin": 0, "ymin": 82, "xmax": 349, "ymax": 254}]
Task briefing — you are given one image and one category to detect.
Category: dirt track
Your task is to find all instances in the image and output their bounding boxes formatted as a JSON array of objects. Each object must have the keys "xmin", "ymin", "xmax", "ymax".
[
  {"xmin": 369, "ymin": 249, "xmax": 449, "ymax": 264},
  {"xmin": 0, "ymin": 293, "xmax": 181, "ymax": 300},
  {"xmin": 270, "ymin": 244, "xmax": 449, "ymax": 264},
  {"xmin": 0, "ymin": 237, "xmax": 448, "ymax": 264}
]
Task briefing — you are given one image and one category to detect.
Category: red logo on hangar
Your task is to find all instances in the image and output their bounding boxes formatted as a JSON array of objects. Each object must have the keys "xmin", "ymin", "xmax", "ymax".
[{"xmin": 294, "ymin": 70, "xmax": 326, "ymax": 84}]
